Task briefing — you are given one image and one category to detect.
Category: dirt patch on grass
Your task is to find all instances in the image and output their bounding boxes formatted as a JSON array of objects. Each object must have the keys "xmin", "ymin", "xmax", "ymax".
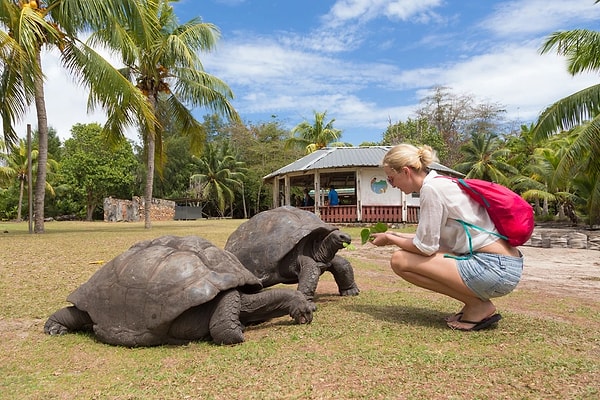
[{"xmin": 0, "ymin": 318, "xmax": 42, "ymax": 339}]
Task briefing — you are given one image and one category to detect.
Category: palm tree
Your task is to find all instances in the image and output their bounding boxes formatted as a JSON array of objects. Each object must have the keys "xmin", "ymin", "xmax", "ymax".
[
  {"xmin": 517, "ymin": 146, "xmax": 561, "ymax": 218},
  {"xmin": 453, "ymin": 132, "xmax": 517, "ymax": 184},
  {"xmin": 549, "ymin": 124, "xmax": 598, "ymax": 224},
  {"xmin": 535, "ymin": 25, "xmax": 600, "ymax": 181},
  {"xmin": 505, "ymin": 123, "xmax": 542, "ymax": 171},
  {"xmin": 1, "ymin": 0, "xmax": 60, "ymax": 231},
  {"xmin": 0, "ymin": 138, "xmax": 12, "ymax": 186},
  {"xmin": 88, "ymin": 0, "xmax": 239, "ymax": 228},
  {"xmin": 0, "ymin": 139, "xmax": 58, "ymax": 221},
  {"xmin": 571, "ymin": 162, "xmax": 600, "ymax": 226},
  {"xmin": 286, "ymin": 111, "xmax": 342, "ymax": 154},
  {"xmin": 520, "ymin": 132, "xmax": 582, "ymax": 223},
  {"xmin": 190, "ymin": 142, "xmax": 247, "ymax": 217},
  {"xmin": 0, "ymin": 0, "xmax": 154, "ymax": 232}
]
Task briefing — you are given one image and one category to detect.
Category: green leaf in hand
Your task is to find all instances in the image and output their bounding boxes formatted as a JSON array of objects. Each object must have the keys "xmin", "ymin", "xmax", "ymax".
[
  {"xmin": 360, "ymin": 228, "xmax": 371, "ymax": 245},
  {"xmin": 360, "ymin": 222, "xmax": 388, "ymax": 244}
]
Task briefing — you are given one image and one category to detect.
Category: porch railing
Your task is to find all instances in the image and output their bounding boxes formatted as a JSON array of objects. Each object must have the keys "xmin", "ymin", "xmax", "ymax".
[
  {"xmin": 360, "ymin": 205, "xmax": 419, "ymax": 224},
  {"xmin": 299, "ymin": 205, "xmax": 420, "ymax": 224},
  {"xmin": 319, "ymin": 205, "xmax": 357, "ymax": 223}
]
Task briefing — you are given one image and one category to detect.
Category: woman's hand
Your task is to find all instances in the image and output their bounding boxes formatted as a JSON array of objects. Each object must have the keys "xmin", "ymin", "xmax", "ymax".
[{"xmin": 370, "ymin": 232, "xmax": 390, "ymax": 246}]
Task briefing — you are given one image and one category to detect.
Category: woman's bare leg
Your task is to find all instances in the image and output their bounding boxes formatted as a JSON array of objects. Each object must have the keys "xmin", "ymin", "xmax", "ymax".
[{"xmin": 389, "ymin": 250, "xmax": 496, "ymax": 329}]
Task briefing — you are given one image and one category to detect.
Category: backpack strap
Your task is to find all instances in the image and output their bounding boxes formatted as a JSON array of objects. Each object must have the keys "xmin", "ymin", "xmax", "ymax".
[
  {"xmin": 456, "ymin": 179, "xmax": 491, "ymax": 207},
  {"xmin": 443, "ymin": 219, "xmax": 508, "ymax": 260}
]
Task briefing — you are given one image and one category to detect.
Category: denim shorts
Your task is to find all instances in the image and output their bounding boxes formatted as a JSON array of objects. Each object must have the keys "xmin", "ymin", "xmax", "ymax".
[{"xmin": 456, "ymin": 252, "xmax": 523, "ymax": 300}]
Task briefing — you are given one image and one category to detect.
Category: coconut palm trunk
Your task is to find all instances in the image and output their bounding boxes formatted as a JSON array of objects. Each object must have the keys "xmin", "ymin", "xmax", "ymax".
[
  {"xmin": 141, "ymin": 93, "xmax": 159, "ymax": 229},
  {"xmin": 145, "ymin": 125, "xmax": 156, "ymax": 229},
  {"xmin": 33, "ymin": 50, "xmax": 49, "ymax": 233},
  {"xmin": 17, "ymin": 178, "xmax": 25, "ymax": 222}
]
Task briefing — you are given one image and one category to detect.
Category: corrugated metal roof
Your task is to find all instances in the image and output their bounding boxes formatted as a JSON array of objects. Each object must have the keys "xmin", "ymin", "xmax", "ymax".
[{"xmin": 263, "ymin": 146, "xmax": 463, "ymax": 180}]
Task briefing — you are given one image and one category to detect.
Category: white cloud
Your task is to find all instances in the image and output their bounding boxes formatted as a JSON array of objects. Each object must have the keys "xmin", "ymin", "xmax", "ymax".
[
  {"xmin": 280, "ymin": 27, "xmax": 364, "ymax": 54},
  {"xmin": 482, "ymin": 0, "xmax": 600, "ymax": 37},
  {"xmin": 438, "ymin": 43, "xmax": 598, "ymax": 121},
  {"xmin": 201, "ymin": 26, "xmax": 597, "ymax": 145},
  {"xmin": 325, "ymin": 0, "xmax": 443, "ymax": 25}
]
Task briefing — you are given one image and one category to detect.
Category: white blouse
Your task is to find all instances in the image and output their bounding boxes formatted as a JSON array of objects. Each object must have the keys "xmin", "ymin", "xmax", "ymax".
[{"xmin": 413, "ymin": 170, "xmax": 500, "ymax": 256}]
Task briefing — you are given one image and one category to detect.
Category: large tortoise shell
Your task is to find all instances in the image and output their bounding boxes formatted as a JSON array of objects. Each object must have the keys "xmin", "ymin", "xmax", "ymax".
[
  {"xmin": 67, "ymin": 235, "xmax": 262, "ymax": 343},
  {"xmin": 224, "ymin": 206, "xmax": 338, "ymax": 271}
]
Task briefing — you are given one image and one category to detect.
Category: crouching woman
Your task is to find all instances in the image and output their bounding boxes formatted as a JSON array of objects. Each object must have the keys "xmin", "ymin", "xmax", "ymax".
[{"xmin": 370, "ymin": 144, "xmax": 523, "ymax": 331}]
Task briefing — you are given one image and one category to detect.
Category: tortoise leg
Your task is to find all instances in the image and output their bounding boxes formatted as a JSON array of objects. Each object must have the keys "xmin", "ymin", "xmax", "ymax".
[
  {"xmin": 44, "ymin": 306, "xmax": 93, "ymax": 335},
  {"xmin": 168, "ymin": 305, "xmax": 212, "ymax": 343},
  {"xmin": 296, "ymin": 255, "xmax": 322, "ymax": 300},
  {"xmin": 209, "ymin": 290, "xmax": 244, "ymax": 345},
  {"xmin": 239, "ymin": 289, "xmax": 316, "ymax": 326},
  {"xmin": 326, "ymin": 255, "xmax": 360, "ymax": 296}
]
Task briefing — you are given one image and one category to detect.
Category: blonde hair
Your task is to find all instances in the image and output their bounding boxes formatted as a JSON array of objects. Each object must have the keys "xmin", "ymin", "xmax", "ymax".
[{"xmin": 382, "ymin": 144, "xmax": 438, "ymax": 172}]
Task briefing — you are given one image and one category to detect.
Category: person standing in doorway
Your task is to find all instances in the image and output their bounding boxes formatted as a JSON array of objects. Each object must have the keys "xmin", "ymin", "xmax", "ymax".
[
  {"xmin": 328, "ymin": 185, "xmax": 339, "ymax": 206},
  {"xmin": 303, "ymin": 188, "xmax": 314, "ymax": 207}
]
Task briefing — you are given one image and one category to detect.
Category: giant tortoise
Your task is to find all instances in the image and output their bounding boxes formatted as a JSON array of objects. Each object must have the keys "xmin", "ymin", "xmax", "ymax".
[
  {"xmin": 225, "ymin": 206, "xmax": 359, "ymax": 300},
  {"xmin": 44, "ymin": 235, "xmax": 315, "ymax": 346}
]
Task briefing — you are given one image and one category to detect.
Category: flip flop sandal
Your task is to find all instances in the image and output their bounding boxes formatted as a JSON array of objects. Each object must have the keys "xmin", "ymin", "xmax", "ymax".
[
  {"xmin": 444, "ymin": 312, "xmax": 463, "ymax": 322},
  {"xmin": 448, "ymin": 313, "xmax": 502, "ymax": 331}
]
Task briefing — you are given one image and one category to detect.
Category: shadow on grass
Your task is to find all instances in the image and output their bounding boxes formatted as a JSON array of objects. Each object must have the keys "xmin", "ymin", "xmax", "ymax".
[
  {"xmin": 313, "ymin": 293, "xmax": 348, "ymax": 303},
  {"xmin": 344, "ymin": 303, "xmax": 450, "ymax": 329}
]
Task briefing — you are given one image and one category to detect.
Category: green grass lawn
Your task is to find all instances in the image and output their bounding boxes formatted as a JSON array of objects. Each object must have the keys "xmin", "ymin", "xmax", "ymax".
[{"xmin": 1, "ymin": 220, "xmax": 598, "ymax": 399}]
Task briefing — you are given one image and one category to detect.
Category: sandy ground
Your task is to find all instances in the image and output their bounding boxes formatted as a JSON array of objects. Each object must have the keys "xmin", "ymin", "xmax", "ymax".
[
  {"xmin": 351, "ymin": 244, "xmax": 600, "ymax": 301},
  {"xmin": 516, "ymin": 246, "xmax": 600, "ymax": 300}
]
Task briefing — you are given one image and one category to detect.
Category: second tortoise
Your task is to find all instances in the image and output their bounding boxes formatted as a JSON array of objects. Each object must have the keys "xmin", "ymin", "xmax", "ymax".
[{"xmin": 225, "ymin": 206, "xmax": 359, "ymax": 300}]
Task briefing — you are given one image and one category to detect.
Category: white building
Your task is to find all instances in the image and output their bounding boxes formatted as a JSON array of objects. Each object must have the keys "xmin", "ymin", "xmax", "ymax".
[{"xmin": 263, "ymin": 146, "xmax": 463, "ymax": 223}]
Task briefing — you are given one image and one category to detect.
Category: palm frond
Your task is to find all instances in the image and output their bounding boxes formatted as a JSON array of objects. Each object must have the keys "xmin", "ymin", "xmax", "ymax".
[
  {"xmin": 532, "ymin": 84, "xmax": 600, "ymax": 139},
  {"xmin": 59, "ymin": 38, "xmax": 157, "ymax": 140},
  {"xmin": 175, "ymin": 67, "xmax": 239, "ymax": 123},
  {"xmin": 166, "ymin": 20, "xmax": 220, "ymax": 68},
  {"xmin": 162, "ymin": 94, "xmax": 206, "ymax": 154},
  {"xmin": 539, "ymin": 29, "xmax": 600, "ymax": 75}
]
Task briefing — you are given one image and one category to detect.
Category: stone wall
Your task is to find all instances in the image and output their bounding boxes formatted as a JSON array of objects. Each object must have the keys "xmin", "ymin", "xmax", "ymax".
[
  {"xmin": 104, "ymin": 196, "xmax": 175, "ymax": 222},
  {"xmin": 524, "ymin": 227, "xmax": 600, "ymax": 251},
  {"xmin": 139, "ymin": 197, "xmax": 176, "ymax": 221}
]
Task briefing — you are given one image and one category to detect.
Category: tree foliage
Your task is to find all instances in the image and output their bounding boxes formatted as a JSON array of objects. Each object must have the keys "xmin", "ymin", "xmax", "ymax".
[
  {"xmin": 152, "ymin": 133, "xmax": 200, "ymax": 200},
  {"xmin": 415, "ymin": 86, "xmax": 507, "ymax": 166},
  {"xmin": 532, "ymin": 18, "xmax": 600, "ymax": 225},
  {"xmin": 453, "ymin": 132, "xmax": 516, "ymax": 184},
  {"xmin": 382, "ymin": 117, "xmax": 447, "ymax": 161},
  {"xmin": 60, "ymin": 123, "xmax": 137, "ymax": 220},
  {"xmin": 0, "ymin": 136, "xmax": 58, "ymax": 221},
  {"xmin": 189, "ymin": 141, "xmax": 246, "ymax": 217},
  {"xmin": 286, "ymin": 110, "xmax": 342, "ymax": 154},
  {"xmin": 231, "ymin": 119, "xmax": 303, "ymax": 214}
]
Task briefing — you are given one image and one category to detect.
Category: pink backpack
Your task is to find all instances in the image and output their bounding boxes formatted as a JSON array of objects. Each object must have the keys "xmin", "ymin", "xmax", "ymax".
[{"xmin": 440, "ymin": 177, "xmax": 535, "ymax": 247}]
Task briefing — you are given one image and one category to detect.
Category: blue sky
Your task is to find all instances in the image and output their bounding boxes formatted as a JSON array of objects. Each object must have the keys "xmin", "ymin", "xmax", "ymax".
[{"xmin": 13, "ymin": 0, "xmax": 600, "ymax": 145}]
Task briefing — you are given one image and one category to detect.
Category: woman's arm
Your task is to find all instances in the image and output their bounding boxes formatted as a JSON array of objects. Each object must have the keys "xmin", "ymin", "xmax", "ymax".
[{"xmin": 370, "ymin": 232, "xmax": 427, "ymax": 255}]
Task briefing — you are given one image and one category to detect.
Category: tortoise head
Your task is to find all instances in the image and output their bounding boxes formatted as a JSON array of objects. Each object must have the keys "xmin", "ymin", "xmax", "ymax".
[{"xmin": 313, "ymin": 229, "xmax": 351, "ymax": 263}]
